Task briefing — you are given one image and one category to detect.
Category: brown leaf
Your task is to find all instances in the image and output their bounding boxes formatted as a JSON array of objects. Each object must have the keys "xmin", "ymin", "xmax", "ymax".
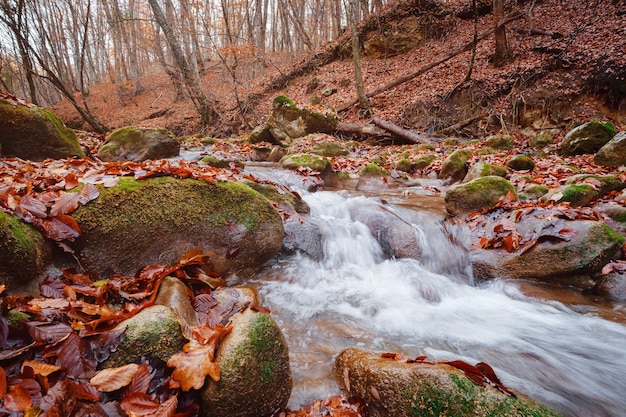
[
  {"xmin": 127, "ymin": 364, "xmax": 151, "ymax": 394},
  {"xmin": 64, "ymin": 379, "xmax": 100, "ymax": 401},
  {"xmin": 50, "ymin": 191, "xmax": 81, "ymax": 216},
  {"xmin": 4, "ymin": 384, "xmax": 32, "ymax": 412},
  {"xmin": 21, "ymin": 360, "xmax": 61, "ymax": 377},
  {"xmin": 26, "ymin": 321, "xmax": 72, "ymax": 344},
  {"xmin": 79, "ymin": 182, "xmax": 100, "ymax": 204},
  {"xmin": 0, "ymin": 366, "xmax": 6, "ymax": 400},
  {"xmin": 445, "ymin": 360, "xmax": 487, "ymax": 386},
  {"xmin": 90, "ymin": 363, "xmax": 139, "ymax": 392},
  {"xmin": 121, "ymin": 392, "xmax": 178, "ymax": 417},
  {"xmin": 19, "ymin": 195, "xmax": 47, "ymax": 218}
]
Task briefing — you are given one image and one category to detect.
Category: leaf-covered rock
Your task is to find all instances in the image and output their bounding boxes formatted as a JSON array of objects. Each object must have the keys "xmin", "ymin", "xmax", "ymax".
[
  {"xmin": 70, "ymin": 177, "xmax": 284, "ymax": 277},
  {"xmin": 438, "ymin": 148, "xmax": 472, "ymax": 183},
  {"xmin": 102, "ymin": 305, "xmax": 186, "ymax": 368},
  {"xmin": 445, "ymin": 176, "xmax": 517, "ymax": 216},
  {"xmin": 0, "ymin": 98, "xmax": 84, "ymax": 161},
  {"xmin": 201, "ymin": 308, "xmax": 292, "ymax": 417},
  {"xmin": 594, "ymin": 131, "xmax": 626, "ymax": 166},
  {"xmin": 98, "ymin": 126, "xmax": 180, "ymax": 162},
  {"xmin": 542, "ymin": 174, "xmax": 624, "ymax": 207},
  {"xmin": 560, "ymin": 121, "xmax": 617, "ymax": 156},
  {"xmin": 0, "ymin": 211, "xmax": 53, "ymax": 295},
  {"xmin": 334, "ymin": 348, "xmax": 561, "ymax": 417}
]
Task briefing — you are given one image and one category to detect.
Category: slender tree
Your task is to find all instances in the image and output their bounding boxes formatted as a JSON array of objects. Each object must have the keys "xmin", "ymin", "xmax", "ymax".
[
  {"xmin": 492, "ymin": 0, "xmax": 509, "ymax": 66},
  {"xmin": 348, "ymin": 0, "xmax": 369, "ymax": 113}
]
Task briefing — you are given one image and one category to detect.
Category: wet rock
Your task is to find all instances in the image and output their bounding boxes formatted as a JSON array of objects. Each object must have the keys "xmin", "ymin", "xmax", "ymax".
[
  {"xmin": 463, "ymin": 162, "xmax": 508, "ymax": 182},
  {"xmin": 268, "ymin": 145, "xmax": 285, "ymax": 162},
  {"xmin": 103, "ymin": 305, "xmax": 186, "ymax": 368},
  {"xmin": 0, "ymin": 97, "xmax": 84, "ymax": 160},
  {"xmin": 0, "ymin": 211, "xmax": 53, "ymax": 295},
  {"xmin": 445, "ymin": 176, "xmax": 517, "ymax": 216},
  {"xmin": 594, "ymin": 131, "xmax": 626, "ymax": 166},
  {"xmin": 541, "ymin": 174, "xmax": 624, "ymax": 207},
  {"xmin": 289, "ymin": 133, "xmax": 349, "ymax": 157},
  {"xmin": 71, "ymin": 177, "xmax": 284, "ymax": 278},
  {"xmin": 98, "ymin": 126, "xmax": 180, "ymax": 162},
  {"xmin": 560, "ymin": 121, "xmax": 617, "ymax": 156},
  {"xmin": 506, "ymin": 155, "xmax": 535, "ymax": 171},
  {"xmin": 334, "ymin": 348, "xmax": 561, "ymax": 417},
  {"xmin": 154, "ymin": 276, "xmax": 198, "ymax": 327},
  {"xmin": 457, "ymin": 209, "xmax": 625, "ymax": 286},
  {"xmin": 521, "ymin": 184, "xmax": 549, "ymax": 200},
  {"xmin": 201, "ymin": 308, "xmax": 292, "ymax": 417},
  {"xmin": 413, "ymin": 153, "xmax": 438, "ymax": 170},
  {"xmin": 593, "ymin": 272, "xmax": 626, "ymax": 302},
  {"xmin": 438, "ymin": 148, "xmax": 472, "ymax": 183},
  {"xmin": 280, "ymin": 153, "xmax": 332, "ymax": 175}
]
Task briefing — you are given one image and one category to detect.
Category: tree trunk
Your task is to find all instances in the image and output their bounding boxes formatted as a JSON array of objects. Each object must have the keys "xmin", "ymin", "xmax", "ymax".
[
  {"xmin": 349, "ymin": 0, "xmax": 369, "ymax": 112},
  {"xmin": 492, "ymin": 0, "xmax": 509, "ymax": 67},
  {"xmin": 148, "ymin": 0, "xmax": 219, "ymax": 126}
]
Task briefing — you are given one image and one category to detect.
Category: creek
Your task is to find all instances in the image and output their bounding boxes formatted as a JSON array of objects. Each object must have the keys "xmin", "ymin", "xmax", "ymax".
[{"xmin": 241, "ymin": 164, "xmax": 626, "ymax": 417}]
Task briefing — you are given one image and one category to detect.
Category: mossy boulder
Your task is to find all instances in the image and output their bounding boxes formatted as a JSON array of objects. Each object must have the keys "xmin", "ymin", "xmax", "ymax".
[
  {"xmin": 359, "ymin": 163, "xmax": 391, "ymax": 177},
  {"xmin": 103, "ymin": 305, "xmax": 186, "ymax": 368},
  {"xmin": 0, "ymin": 98, "xmax": 84, "ymax": 160},
  {"xmin": 413, "ymin": 153, "xmax": 438, "ymax": 170},
  {"xmin": 0, "ymin": 211, "xmax": 54, "ymax": 295},
  {"xmin": 506, "ymin": 155, "xmax": 535, "ymax": 171},
  {"xmin": 98, "ymin": 126, "xmax": 180, "ymax": 162},
  {"xmin": 521, "ymin": 184, "xmax": 549, "ymax": 200},
  {"xmin": 288, "ymin": 133, "xmax": 349, "ymax": 157},
  {"xmin": 541, "ymin": 175, "xmax": 624, "ymax": 207},
  {"xmin": 463, "ymin": 162, "xmax": 508, "ymax": 182},
  {"xmin": 393, "ymin": 159, "xmax": 413, "ymax": 172},
  {"xmin": 445, "ymin": 176, "xmax": 517, "ymax": 217},
  {"xmin": 202, "ymin": 308, "xmax": 292, "ymax": 417},
  {"xmin": 334, "ymin": 348, "xmax": 561, "ymax": 417},
  {"xmin": 485, "ymin": 135, "xmax": 514, "ymax": 150},
  {"xmin": 201, "ymin": 155, "xmax": 243, "ymax": 169},
  {"xmin": 560, "ymin": 121, "xmax": 617, "ymax": 156},
  {"xmin": 70, "ymin": 177, "xmax": 284, "ymax": 277},
  {"xmin": 594, "ymin": 132, "xmax": 626, "ymax": 166},
  {"xmin": 531, "ymin": 131, "xmax": 553, "ymax": 148},
  {"xmin": 280, "ymin": 153, "xmax": 332, "ymax": 175},
  {"xmin": 459, "ymin": 209, "xmax": 625, "ymax": 285},
  {"xmin": 251, "ymin": 96, "xmax": 338, "ymax": 147},
  {"xmin": 439, "ymin": 148, "xmax": 472, "ymax": 183}
]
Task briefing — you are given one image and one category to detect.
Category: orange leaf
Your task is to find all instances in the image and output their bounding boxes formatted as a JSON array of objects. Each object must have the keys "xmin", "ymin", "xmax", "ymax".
[
  {"xmin": 21, "ymin": 360, "xmax": 61, "ymax": 377},
  {"xmin": 0, "ymin": 367, "xmax": 6, "ymax": 400},
  {"xmin": 90, "ymin": 363, "xmax": 139, "ymax": 392},
  {"xmin": 168, "ymin": 340, "xmax": 221, "ymax": 390},
  {"xmin": 121, "ymin": 392, "xmax": 178, "ymax": 417},
  {"xmin": 4, "ymin": 384, "xmax": 32, "ymax": 412}
]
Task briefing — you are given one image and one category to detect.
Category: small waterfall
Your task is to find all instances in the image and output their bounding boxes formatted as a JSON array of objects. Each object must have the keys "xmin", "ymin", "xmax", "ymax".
[{"xmin": 246, "ymin": 168, "xmax": 626, "ymax": 416}]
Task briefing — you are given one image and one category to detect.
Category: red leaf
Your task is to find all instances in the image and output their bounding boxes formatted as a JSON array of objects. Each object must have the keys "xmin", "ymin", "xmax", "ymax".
[
  {"xmin": 64, "ymin": 379, "xmax": 100, "ymax": 401},
  {"xmin": 19, "ymin": 195, "xmax": 47, "ymax": 218},
  {"xmin": 50, "ymin": 192, "xmax": 81, "ymax": 216},
  {"xmin": 127, "ymin": 364, "xmax": 151, "ymax": 394},
  {"xmin": 445, "ymin": 360, "xmax": 487, "ymax": 386},
  {"xmin": 4, "ymin": 384, "xmax": 32, "ymax": 412},
  {"xmin": 0, "ymin": 366, "xmax": 6, "ymax": 400}
]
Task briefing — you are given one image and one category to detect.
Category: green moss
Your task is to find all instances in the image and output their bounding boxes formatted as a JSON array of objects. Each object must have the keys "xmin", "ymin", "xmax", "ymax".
[
  {"xmin": 6, "ymin": 310, "xmax": 30, "ymax": 327},
  {"xmin": 560, "ymin": 184, "xmax": 595, "ymax": 206},
  {"xmin": 506, "ymin": 155, "xmax": 535, "ymax": 171},
  {"xmin": 311, "ymin": 142, "xmax": 349, "ymax": 157},
  {"xmin": 524, "ymin": 184, "xmax": 549, "ymax": 199},
  {"xmin": 393, "ymin": 159, "xmax": 414, "ymax": 172},
  {"xmin": 273, "ymin": 95, "xmax": 296, "ymax": 109},
  {"xmin": 413, "ymin": 154, "xmax": 438, "ymax": 170},
  {"xmin": 479, "ymin": 163, "xmax": 509, "ymax": 177},
  {"xmin": 202, "ymin": 137, "xmax": 216, "ymax": 145},
  {"xmin": 417, "ymin": 143, "xmax": 435, "ymax": 151},
  {"xmin": 531, "ymin": 131, "xmax": 553, "ymax": 148},
  {"xmin": 443, "ymin": 138, "xmax": 460, "ymax": 146},
  {"xmin": 359, "ymin": 163, "xmax": 390, "ymax": 177},
  {"xmin": 371, "ymin": 156, "xmax": 387, "ymax": 165},
  {"xmin": 280, "ymin": 153, "xmax": 331, "ymax": 173},
  {"xmin": 596, "ymin": 222, "xmax": 625, "ymax": 245},
  {"xmin": 485, "ymin": 135, "xmax": 514, "ymax": 150},
  {"xmin": 477, "ymin": 147, "xmax": 496, "ymax": 155},
  {"xmin": 201, "ymin": 155, "xmax": 234, "ymax": 168}
]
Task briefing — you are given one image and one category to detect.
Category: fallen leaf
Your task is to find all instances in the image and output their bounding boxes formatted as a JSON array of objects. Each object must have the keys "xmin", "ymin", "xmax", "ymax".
[
  {"xmin": 4, "ymin": 384, "xmax": 32, "ymax": 412},
  {"xmin": 21, "ymin": 360, "xmax": 61, "ymax": 377},
  {"xmin": 90, "ymin": 363, "xmax": 139, "ymax": 392}
]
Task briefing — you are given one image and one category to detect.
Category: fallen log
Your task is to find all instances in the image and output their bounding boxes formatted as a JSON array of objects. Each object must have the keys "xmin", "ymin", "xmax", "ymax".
[
  {"xmin": 371, "ymin": 116, "xmax": 439, "ymax": 143},
  {"xmin": 335, "ymin": 121, "xmax": 387, "ymax": 137},
  {"xmin": 337, "ymin": 12, "xmax": 524, "ymax": 112}
]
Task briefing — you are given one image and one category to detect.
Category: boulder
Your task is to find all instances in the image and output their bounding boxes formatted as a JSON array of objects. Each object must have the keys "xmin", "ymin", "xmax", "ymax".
[
  {"xmin": 280, "ymin": 153, "xmax": 332, "ymax": 175},
  {"xmin": 594, "ymin": 131, "xmax": 626, "ymax": 166},
  {"xmin": 154, "ymin": 276, "xmax": 198, "ymax": 327},
  {"xmin": 530, "ymin": 131, "xmax": 553, "ymax": 148},
  {"xmin": 103, "ymin": 305, "xmax": 186, "ymax": 368},
  {"xmin": 98, "ymin": 126, "xmax": 180, "ymax": 162},
  {"xmin": 463, "ymin": 162, "xmax": 508, "ymax": 182},
  {"xmin": 541, "ymin": 174, "xmax": 624, "ymax": 207},
  {"xmin": 70, "ymin": 177, "xmax": 284, "ymax": 277},
  {"xmin": 521, "ymin": 184, "xmax": 549, "ymax": 200},
  {"xmin": 445, "ymin": 176, "xmax": 517, "ymax": 217},
  {"xmin": 393, "ymin": 159, "xmax": 413, "ymax": 172},
  {"xmin": 334, "ymin": 348, "xmax": 561, "ymax": 417},
  {"xmin": 485, "ymin": 135, "xmax": 514, "ymax": 150},
  {"xmin": 250, "ymin": 96, "xmax": 337, "ymax": 147},
  {"xmin": 506, "ymin": 155, "xmax": 535, "ymax": 171},
  {"xmin": 0, "ymin": 96, "xmax": 84, "ymax": 160},
  {"xmin": 201, "ymin": 308, "xmax": 292, "ymax": 417},
  {"xmin": 0, "ymin": 211, "xmax": 53, "ymax": 295},
  {"xmin": 289, "ymin": 133, "xmax": 349, "ymax": 157},
  {"xmin": 560, "ymin": 121, "xmax": 617, "ymax": 156},
  {"xmin": 438, "ymin": 148, "xmax": 472, "ymax": 183},
  {"xmin": 457, "ymin": 209, "xmax": 625, "ymax": 285},
  {"xmin": 363, "ymin": 17, "xmax": 426, "ymax": 58},
  {"xmin": 593, "ymin": 272, "xmax": 626, "ymax": 302},
  {"xmin": 413, "ymin": 153, "xmax": 438, "ymax": 170}
]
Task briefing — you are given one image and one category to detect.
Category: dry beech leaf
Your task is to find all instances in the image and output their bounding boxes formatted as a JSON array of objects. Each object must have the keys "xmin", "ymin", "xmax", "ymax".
[
  {"xmin": 4, "ymin": 384, "xmax": 32, "ymax": 412},
  {"xmin": 21, "ymin": 360, "xmax": 61, "ymax": 377},
  {"xmin": 0, "ymin": 366, "xmax": 6, "ymax": 400},
  {"xmin": 90, "ymin": 363, "xmax": 139, "ymax": 392},
  {"xmin": 50, "ymin": 192, "xmax": 81, "ymax": 216},
  {"xmin": 167, "ymin": 339, "xmax": 221, "ymax": 391}
]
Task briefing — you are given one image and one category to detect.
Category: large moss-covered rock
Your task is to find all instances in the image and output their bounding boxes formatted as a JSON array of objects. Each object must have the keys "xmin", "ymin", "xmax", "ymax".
[
  {"xmin": 103, "ymin": 305, "xmax": 186, "ymax": 368},
  {"xmin": 70, "ymin": 177, "xmax": 284, "ymax": 277},
  {"xmin": 413, "ymin": 153, "xmax": 438, "ymax": 170},
  {"xmin": 0, "ymin": 98, "xmax": 84, "ymax": 160},
  {"xmin": 280, "ymin": 153, "xmax": 332, "ymax": 175},
  {"xmin": 594, "ymin": 132, "xmax": 626, "ymax": 166},
  {"xmin": 202, "ymin": 308, "xmax": 292, "ymax": 417},
  {"xmin": 485, "ymin": 135, "xmax": 514, "ymax": 150},
  {"xmin": 334, "ymin": 348, "xmax": 561, "ymax": 417},
  {"xmin": 439, "ymin": 148, "xmax": 472, "ymax": 183},
  {"xmin": 289, "ymin": 133, "xmax": 349, "ymax": 157},
  {"xmin": 506, "ymin": 155, "xmax": 535, "ymax": 171},
  {"xmin": 445, "ymin": 176, "xmax": 517, "ymax": 216},
  {"xmin": 0, "ymin": 211, "xmax": 53, "ymax": 295},
  {"xmin": 530, "ymin": 131, "xmax": 553, "ymax": 148},
  {"xmin": 463, "ymin": 162, "xmax": 508, "ymax": 182},
  {"xmin": 458, "ymin": 209, "xmax": 625, "ymax": 285},
  {"xmin": 541, "ymin": 174, "xmax": 624, "ymax": 207},
  {"xmin": 251, "ymin": 96, "xmax": 337, "ymax": 147},
  {"xmin": 98, "ymin": 126, "xmax": 180, "ymax": 162},
  {"xmin": 560, "ymin": 121, "xmax": 617, "ymax": 156}
]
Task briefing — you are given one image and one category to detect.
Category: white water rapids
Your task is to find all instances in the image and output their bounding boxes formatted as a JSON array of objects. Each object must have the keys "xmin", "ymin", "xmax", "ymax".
[{"xmin": 241, "ymin": 165, "xmax": 626, "ymax": 417}]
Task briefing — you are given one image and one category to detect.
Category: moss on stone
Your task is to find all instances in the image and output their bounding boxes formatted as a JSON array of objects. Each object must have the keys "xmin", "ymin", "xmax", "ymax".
[
  {"xmin": 531, "ymin": 131, "xmax": 553, "ymax": 148},
  {"xmin": 442, "ymin": 138, "xmax": 460, "ymax": 146},
  {"xmin": 359, "ymin": 163, "xmax": 391, "ymax": 177},
  {"xmin": 485, "ymin": 135, "xmax": 514, "ymax": 150},
  {"xmin": 560, "ymin": 184, "xmax": 596, "ymax": 206},
  {"xmin": 272, "ymin": 95, "xmax": 296, "ymax": 109},
  {"xmin": 523, "ymin": 184, "xmax": 549, "ymax": 199},
  {"xmin": 413, "ymin": 154, "xmax": 438, "ymax": 170},
  {"xmin": 6, "ymin": 310, "xmax": 30, "ymax": 327},
  {"xmin": 506, "ymin": 155, "xmax": 535, "ymax": 171},
  {"xmin": 417, "ymin": 143, "xmax": 435, "ymax": 151},
  {"xmin": 280, "ymin": 153, "xmax": 331, "ymax": 173},
  {"xmin": 445, "ymin": 176, "xmax": 517, "ymax": 216},
  {"xmin": 310, "ymin": 142, "xmax": 349, "ymax": 157},
  {"xmin": 439, "ymin": 148, "xmax": 472, "ymax": 182},
  {"xmin": 476, "ymin": 147, "xmax": 496, "ymax": 155},
  {"xmin": 561, "ymin": 120, "xmax": 617, "ymax": 156},
  {"xmin": 393, "ymin": 159, "xmax": 414, "ymax": 172}
]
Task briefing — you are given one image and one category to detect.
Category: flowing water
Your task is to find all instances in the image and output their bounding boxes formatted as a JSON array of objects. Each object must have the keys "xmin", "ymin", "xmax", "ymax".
[{"xmin": 243, "ymin": 165, "xmax": 626, "ymax": 417}]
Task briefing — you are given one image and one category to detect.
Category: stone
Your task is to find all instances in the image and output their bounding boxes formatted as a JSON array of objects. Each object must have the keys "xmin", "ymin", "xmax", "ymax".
[
  {"xmin": 594, "ymin": 131, "xmax": 626, "ymax": 166},
  {"xmin": 541, "ymin": 174, "xmax": 624, "ymax": 207},
  {"xmin": 268, "ymin": 145, "xmax": 285, "ymax": 162},
  {"xmin": 0, "ymin": 211, "xmax": 53, "ymax": 295},
  {"xmin": 463, "ymin": 162, "xmax": 508, "ymax": 182},
  {"xmin": 593, "ymin": 272, "xmax": 626, "ymax": 302},
  {"xmin": 70, "ymin": 177, "xmax": 284, "ymax": 278},
  {"xmin": 506, "ymin": 155, "xmax": 535, "ymax": 171},
  {"xmin": 438, "ymin": 148, "xmax": 472, "ymax": 183},
  {"xmin": 393, "ymin": 159, "xmax": 413, "ymax": 172},
  {"xmin": 154, "ymin": 276, "xmax": 198, "ymax": 327},
  {"xmin": 334, "ymin": 348, "xmax": 561, "ymax": 417},
  {"xmin": 445, "ymin": 176, "xmax": 517, "ymax": 217},
  {"xmin": 103, "ymin": 305, "xmax": 186, "ymax": 368},
  {"xmin": 521, "ymin": 184, "xmax": 549, "ymax": 200},
  {"xmin": 485, "ymin": 135, "xmax": 514, "ymax": 150},
  {"xmin": 560, "ymin": 121, "xmax": 617, "ymax": 156},
  {"xmin": 98, "ymin": 126, "xmax": 180, "ymax": 162},
  {"xmin": 201, "ymin": 308, "xmax": 292, "ymax": 417},
  {"xmin": 0, "ymin": 97, "xmax": 84, "ymax": 160},
  {"xmin": 530, "ymin": 131, "xmax": 553, "ymax": 148},
  {"xmin": 359, "ymin": 163, "xmax": 390, "ymax": 177},
  {"xmin": 289, "ymin": 134, "xmax": 349, "ymax": 157},
  {"xmin": 413, "ymin": 153, "xmax": 438, "ymax": 170},
  {"xmin": 280, "ymin": 153, "xmax": 332, "ymax": 175}
]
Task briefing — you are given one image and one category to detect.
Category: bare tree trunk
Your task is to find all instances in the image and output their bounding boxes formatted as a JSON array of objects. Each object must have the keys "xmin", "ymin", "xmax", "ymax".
[
  {"xmin": 492, "ymin": 0, "xmax": 509, "ymax": 67},
  {"xmin": 148, "ymin": 0, "xmax": 219, "ymax": 126},
  {"xmin": 349, "ymin": 0, "xmax": 369, "ymax": 112}
]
